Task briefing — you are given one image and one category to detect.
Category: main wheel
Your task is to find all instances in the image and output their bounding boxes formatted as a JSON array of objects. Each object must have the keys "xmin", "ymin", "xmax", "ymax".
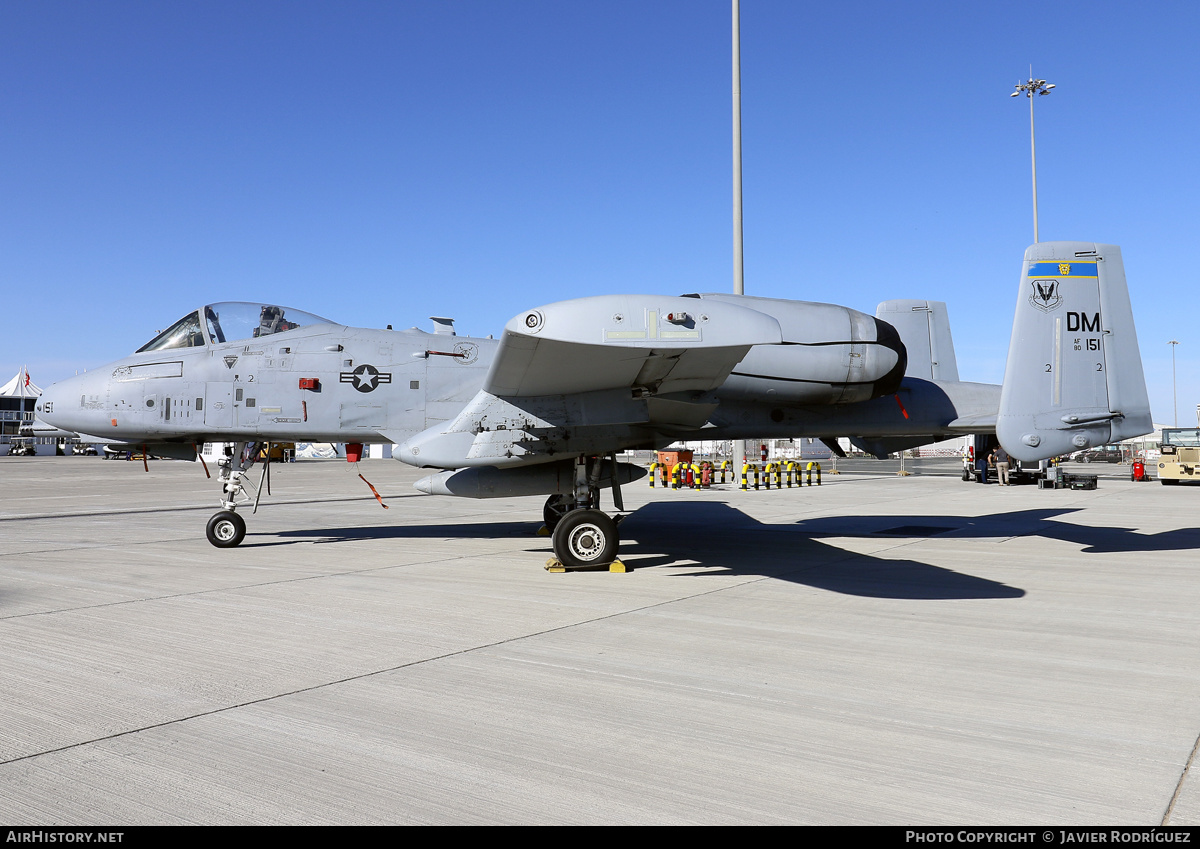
[
  {"xmin": 543, "ymin": 493, "xmax": 573, "ymax": 531},
  {"xmin": 206, "ymin": 510, "xmax": 246, "ymax": 548},
  {"xmin": 552, "ymin": 509, "xmax": 618, "ymax": 569}
]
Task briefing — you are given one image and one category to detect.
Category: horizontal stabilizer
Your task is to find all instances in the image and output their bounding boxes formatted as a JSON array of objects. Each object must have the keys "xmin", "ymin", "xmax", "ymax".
[
  {"xmin": 945, "ymin": 413, "xmax": 997, "ymax": 432},
  {"xmin": 996, "ymin": 242, "xmax": 1151, "ymax": 462}
]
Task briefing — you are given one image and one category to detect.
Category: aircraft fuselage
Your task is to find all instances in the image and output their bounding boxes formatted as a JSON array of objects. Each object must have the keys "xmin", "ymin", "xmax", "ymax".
[
  {"xmin": 39, "ymin": 295, "xmax": 939, "ymax": 464},
  {"xmin": 40, "ymin": 323, "xmax": 496, "ymax": 448}
]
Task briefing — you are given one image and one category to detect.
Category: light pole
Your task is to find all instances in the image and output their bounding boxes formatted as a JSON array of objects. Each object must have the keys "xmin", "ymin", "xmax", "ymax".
[
  {"xmin": 1170, "ymin": 339, "xmax": 1179, "ymax": 426},
  {"xmin": 732, "ymin": 0, "xmax": 744, "ymax": 297},
  {"xmin": 1011, "ymin": 72, "xmax": 1055, "ymax": 243},
  {"xmin": 732, "ymin": 0, "xmax": 747, "ymax": 473}
]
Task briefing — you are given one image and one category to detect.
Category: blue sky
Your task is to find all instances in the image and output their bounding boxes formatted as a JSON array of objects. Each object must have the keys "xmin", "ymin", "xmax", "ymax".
[{"xmin": 3, "ymin": 1, "xmax": 1197, "ymax": 425}]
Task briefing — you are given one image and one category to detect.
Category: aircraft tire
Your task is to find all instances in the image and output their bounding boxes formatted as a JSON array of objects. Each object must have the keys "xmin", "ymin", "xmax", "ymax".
[
  {"xmin": 552, "ymin": 509, "xmax": 618, "ymax": 569},
  {"xmin": 543, "ymin": 493, "xmax": 573, "ymax": 531},
  {"xmin": 206, "ymin": 510, "xmax": 246, "ymax": 548}
]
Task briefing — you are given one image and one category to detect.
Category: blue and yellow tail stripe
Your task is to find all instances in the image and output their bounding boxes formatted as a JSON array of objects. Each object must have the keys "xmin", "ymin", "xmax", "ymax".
[{"xmin": 1027, "ymin": 262, "xmax": 1098, "ymax": 278}]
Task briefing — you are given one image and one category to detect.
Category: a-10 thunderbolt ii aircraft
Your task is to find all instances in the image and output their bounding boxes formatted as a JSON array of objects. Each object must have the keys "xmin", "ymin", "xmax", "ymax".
[{"xmin": 37, "ymin": 241, "xmax": 1151, "ymax": 568}]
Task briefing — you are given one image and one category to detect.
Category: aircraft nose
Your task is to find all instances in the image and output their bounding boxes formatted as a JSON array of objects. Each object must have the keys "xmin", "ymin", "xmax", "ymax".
[
  {"xmin": 35, "ymin": 373, "xmax": 93, "ymax": 433},
  {"xmin": 35, "ymin": 380, "xmax": 67, "ymax": 427}
]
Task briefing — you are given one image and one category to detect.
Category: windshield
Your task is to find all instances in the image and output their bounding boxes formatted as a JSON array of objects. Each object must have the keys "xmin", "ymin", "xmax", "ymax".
[
  {"xmin": 1162, "ymin": 428, "xmax": 1200, "ymax": 448},
  {"xmin": 136, "ymin": 302, "xmax": 335, "ymax": 352},
  {"xmin": 137, "ymin": 311, "xmax": 207, "ymax": 353}
]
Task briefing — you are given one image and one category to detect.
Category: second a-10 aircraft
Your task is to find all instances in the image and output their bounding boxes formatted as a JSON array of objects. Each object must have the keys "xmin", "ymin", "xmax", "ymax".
[{"xmin": 38, "ymin": 241, "xmax": 1152, "ymax": 568}]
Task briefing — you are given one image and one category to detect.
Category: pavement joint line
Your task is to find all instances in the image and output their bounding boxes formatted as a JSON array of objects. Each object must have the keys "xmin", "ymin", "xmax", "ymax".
[
  {"xmin": 0, "ymin": 521, "xmax": 451, "ymax": 558},
  {"xmin": 0, "ymin": 536, "xmax": 220, "ymax": 558},
  {"xmin": 0, "ymin": 557, "xmax": 822, "ymax": 769},
  {"xmin": 0, "ymin": 527, "xmax": 871, "ymax": 624},
  {"xmin": 0, "ymin": 492, "xmax": 423, "ymax": 523},
  {"xmin": 0, "ymin": 548, "xmax": 517, "ymax": 622},
  {"xmin": 1162, "ymin": 729, "xmax": 1200, "ymax": 825}
]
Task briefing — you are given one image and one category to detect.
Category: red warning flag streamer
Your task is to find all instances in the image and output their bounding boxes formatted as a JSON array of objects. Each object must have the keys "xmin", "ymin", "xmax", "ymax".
[
  {"xmin": 195, "ymin": 444, "xmax": 211, "ymax": 479},
  {"xmin": 894, "ymin": 394, "xmax": 910, "ymax": 419},
  {"xmin": 359, "ymin": 473, "xmax": 389, "ymax": 509}
]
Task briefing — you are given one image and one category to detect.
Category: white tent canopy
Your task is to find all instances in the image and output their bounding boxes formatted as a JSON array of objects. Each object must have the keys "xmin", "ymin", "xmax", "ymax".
[{"xmin": 0, "ymin": 369, "xmax": 41, "ymax": 397}]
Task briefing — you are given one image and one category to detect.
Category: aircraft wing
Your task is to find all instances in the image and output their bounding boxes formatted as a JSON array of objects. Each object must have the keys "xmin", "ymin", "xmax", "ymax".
[{"xmin": 397, "ymin": 295, "xmax": 782, "ymax": 468}]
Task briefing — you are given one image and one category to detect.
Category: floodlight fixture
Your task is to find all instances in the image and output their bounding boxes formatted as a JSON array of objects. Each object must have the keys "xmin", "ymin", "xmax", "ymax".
[{"xmin": 1010, "ymin": 72, "xmax": 1056, "ymax": 242}]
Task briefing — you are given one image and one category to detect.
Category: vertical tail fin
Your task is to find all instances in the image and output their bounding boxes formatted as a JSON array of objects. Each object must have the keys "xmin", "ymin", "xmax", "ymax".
[
  {"xmin": 997, "ymin": 241, "xmax": 1151, "ymax": 462},
  {"xmin": 875, "ymin": 299, "xmax": 960, "ymax": 382}
]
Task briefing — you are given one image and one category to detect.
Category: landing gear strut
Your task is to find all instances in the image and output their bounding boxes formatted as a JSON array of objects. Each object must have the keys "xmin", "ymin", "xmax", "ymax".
[
  {"xmin": 205, "ymin": 441, "xmax": 259, "ymax": 548},
  {"xmin": 548, "ymin": 454, "xmax": 624, "ymax": 569},
  {"xmin": 543, "ymin": 493, "xmax": 574, "ymax": 532}
]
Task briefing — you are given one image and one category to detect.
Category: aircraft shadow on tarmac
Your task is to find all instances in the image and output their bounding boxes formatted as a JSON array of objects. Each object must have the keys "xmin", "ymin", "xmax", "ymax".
[
  {"xmin": 793, "ymin": 506, "xmax": 1200, "ymax": 555},
  {"xmin": 270, "ymin": 501, "xmax": 1035, "ymax": 601}
]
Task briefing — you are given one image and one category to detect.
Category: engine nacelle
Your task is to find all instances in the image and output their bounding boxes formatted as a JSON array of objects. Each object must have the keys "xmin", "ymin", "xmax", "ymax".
[{"xmin": 696, "ymin": 294, "xmax": 906, "ymax": 405}]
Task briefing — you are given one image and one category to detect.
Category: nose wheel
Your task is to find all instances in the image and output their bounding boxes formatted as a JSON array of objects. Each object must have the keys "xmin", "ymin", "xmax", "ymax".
[
  {"xmin": 206, "ymin": 510, "xmax": 246, "ymax": 548},
  {"xmin": 204, "ymin": 441, "xmax": 261, "ymax": 548}
]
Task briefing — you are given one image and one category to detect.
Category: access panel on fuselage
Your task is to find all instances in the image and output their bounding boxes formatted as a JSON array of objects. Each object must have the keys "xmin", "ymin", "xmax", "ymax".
[{"xmin": 323, "ymin": 335, "xmax": 428, "ymax": 438}]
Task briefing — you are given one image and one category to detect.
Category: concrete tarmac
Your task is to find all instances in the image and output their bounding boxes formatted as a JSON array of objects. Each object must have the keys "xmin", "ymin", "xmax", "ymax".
[{"xmin": 1, "ymin": 456, "xmax": 1197, "ymax": 825}]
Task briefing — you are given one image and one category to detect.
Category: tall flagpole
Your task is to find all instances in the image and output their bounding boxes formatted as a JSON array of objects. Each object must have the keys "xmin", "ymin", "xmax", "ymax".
[{"xmin": 20, "ymin": 364, "xmax": 27, "ymax": 445}]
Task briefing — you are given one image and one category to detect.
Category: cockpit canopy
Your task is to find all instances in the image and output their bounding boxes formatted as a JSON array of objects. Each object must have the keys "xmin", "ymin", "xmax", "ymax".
[{"xmin": 136, "ymin": 302, "xmax": 334, "ymax": 353}]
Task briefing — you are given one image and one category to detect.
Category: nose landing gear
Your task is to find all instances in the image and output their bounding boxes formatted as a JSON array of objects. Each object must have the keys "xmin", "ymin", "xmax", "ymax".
[{"xmin": 205, "ymin": 441, "xmax": 259, "ymax": 548}]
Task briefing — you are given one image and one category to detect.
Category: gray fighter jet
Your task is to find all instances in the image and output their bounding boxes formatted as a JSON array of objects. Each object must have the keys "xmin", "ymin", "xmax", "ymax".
[{"xmin": 37, "ymin": 241, "xmax": 1151, "ymax": 567}]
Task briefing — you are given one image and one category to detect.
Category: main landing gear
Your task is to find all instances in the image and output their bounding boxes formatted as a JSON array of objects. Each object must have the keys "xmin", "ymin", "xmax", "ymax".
[
  {"xmin": 543, "ymin": 455, "xmax": 626, "ymax": 570},
  {"xmin": 205, "ymin": 441, "xmax": 260, "ymax": 548}
]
